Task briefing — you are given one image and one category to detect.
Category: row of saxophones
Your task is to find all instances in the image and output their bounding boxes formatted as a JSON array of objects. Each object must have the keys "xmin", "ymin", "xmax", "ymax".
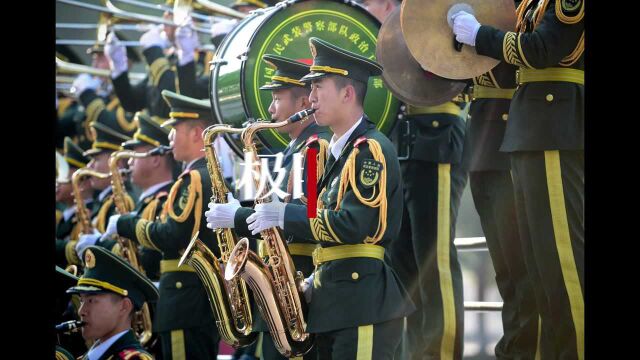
[
  {"xmin": 69, "ymin": 146, "xmax": 170, "ymax": 346},
  {"xmin": 180, "ymin": 108, "xmax": 316, "ymax": 357}
]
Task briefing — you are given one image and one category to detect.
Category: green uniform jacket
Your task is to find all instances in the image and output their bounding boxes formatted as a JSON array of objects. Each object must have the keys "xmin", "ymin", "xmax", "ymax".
[
  {"xmin": 475, "ymin": 0, "xmax": 584, "ymax": 151},
  {"xmin": 117, "ymin": 158, "xmax": 218, "ymax": 332},
  {"xmin": 80, "ymin": 329, "xmax": 154, "ymax": 360},
  {"xmin": 283, "ymin": 117, "xmax": 415, "ymax": 333},
  {"xmin": 78, "ymin": 90, "xmax": 138, "ymax": 139},
  {"xmin": 469, "ymin": 62, "xmax": 518, "ymax": 171},
  {"xmin": 130, "ymin": 182, "xmax": 173, "ymax": 282},
  {"xmin": 112, "ymin": 46, "xmax": 176, "ymax": 120},
  {"xmin": 55, "ymin": 199, "xmax": 99, "ymax": 267}
]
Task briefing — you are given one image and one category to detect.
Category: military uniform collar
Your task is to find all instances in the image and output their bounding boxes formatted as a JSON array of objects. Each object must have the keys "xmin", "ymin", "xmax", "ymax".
[
  {"xmin": 328, "ymin": 115, "xmax": 367, "ymax": 160},
  {"xmin": 138, "ymin": 180, "xmax": 173, "ymax": 202},
  {"xmin": 291, "ymin": 121, "xmax": 323, "ymax": 152},
  {"xmin": 86, "ymin": 329, "xmax": 129, "ymax": 360},
  {"xmin": 98, "ymin": 186, "xmax": 113, "ymax": 202},
  {"xmin": 184, "ymin": 157, "xmax": 206, "ymax": 172}
]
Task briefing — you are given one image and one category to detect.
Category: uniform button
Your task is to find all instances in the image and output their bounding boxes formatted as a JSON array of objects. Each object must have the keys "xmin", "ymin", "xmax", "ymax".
[
  {"xmin": 546, "ymin": 94, "xmax": 554, "ymax": 102},
  {"xmin": 351, "ymin": 272, "xmax": 359, "ymax": 280},
  {"xmin": 432, "ymin": 120, "xmax": 439, "ymax": 128},
  {"xmin": 502, "ymin": 114, "xmax": 508, "ymax": 121},
  {"xmin": 176, "ymin": 281, "xmax": 183, "ymax": 289}
]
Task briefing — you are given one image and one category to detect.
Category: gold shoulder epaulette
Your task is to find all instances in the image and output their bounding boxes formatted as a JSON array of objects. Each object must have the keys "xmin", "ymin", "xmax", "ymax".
[{"xmin": 556, "ymin": 0, "xmax": 584, "ymax": 24}]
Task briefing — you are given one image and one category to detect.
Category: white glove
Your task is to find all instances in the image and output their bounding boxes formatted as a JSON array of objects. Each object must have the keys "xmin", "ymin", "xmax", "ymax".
[
  {"xmin": 300, "ymin": 273, "xmax": 314, "ymax": 303},
  {"xmin": 76, "ymin": 229, "xmax": 101, "ymax": 258},
  {"xmin": 205, "ymin": 193, "xmax": 241, "ymax": 229},
  {"xmin": 175, "ymin": 18, "xmax": 200, "ymax": 66},
  {"xmin": 210, "ymin": 19, "xmax": 237, "ymax": 44},
  {"xmin": 246, "ymin": 195, "xmax": 286, "ymax": 235},
  {"xmin": 100, "ymin": 214, "xmax": 121, "ymax": 243},
  {"xmin": 104, "ymin": 32, "xmax": 129, "ymax": 78},
  {"xmin": 71, "ymin": 74, "xmax": 101, "ymax": 97},
  {"xmin": 451, "ymin": 11, "xmax": 481, "ymax": 47},
  {"xmin": 140, "ymin": 25, "xmax": 169, "ymax": 50}
]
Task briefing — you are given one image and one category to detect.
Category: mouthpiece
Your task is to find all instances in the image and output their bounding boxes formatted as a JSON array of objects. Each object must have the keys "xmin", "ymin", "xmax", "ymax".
[
  {"xmin": 55, "ymin": 320, "xmax": 86, "ymax": 333},
  {"xmin": 288, "ymin": 108, "xmax": 316, "ymax": 123}
]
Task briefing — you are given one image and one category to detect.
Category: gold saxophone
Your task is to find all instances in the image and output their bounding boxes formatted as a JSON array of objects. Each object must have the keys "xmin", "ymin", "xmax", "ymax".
[
  {"xmin": 108, "ymin": 147, "xmax": 170, "ymax": 347},
  {"xmin": 178, "ymin": 124, "xmax": 256, "ymax": 347},
  {"xmin": 72, "ymin": 169, "xmax": 110, "ymax": 236},
  {"xmin": 225, "ymin": 109, "xmax": 316, "ymax": 357}
]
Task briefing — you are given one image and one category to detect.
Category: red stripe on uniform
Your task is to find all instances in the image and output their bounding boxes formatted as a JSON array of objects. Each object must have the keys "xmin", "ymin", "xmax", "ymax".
[{"xmin": 306, "ymin": 147, "xmax": 318, "ymax": 218}]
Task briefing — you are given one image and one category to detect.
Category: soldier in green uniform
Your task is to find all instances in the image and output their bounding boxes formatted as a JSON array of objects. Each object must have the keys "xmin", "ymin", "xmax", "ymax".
[
  {"xmin": 117, "ymin": 112, "xmax": 177, "ymax": 282},
  {"xmin": 451, "ymin": 0, "xmax": 584, "ymax": 358},
  {"xmin": 205, "ymin": 54, "xmax": 331, "ymax": 360},
  {"xmin": 56, "ymin": 137, "xmax": 96, "ymax": 268},
  {"xmin": 246, "ymin": 37, "xmax": 415, "ymax": 359},
  {"xmin": 358, "ymin": 1, "xmax": 469, "ymax": 357},
  {"xmin": 74, "ymin": 113, "xmax": 136, "ymax": 257},
  {"xmin": 55, "ymin": 266, "xmax": 87, "ymax": 359},
  {"xmin": 468, "ymin": 60, "xmax": 541, "ymax": 358},
  {"xmin": 105, "ymin": 91, "xmax": 220, "ymax": 360},
  {"xmin": 104, "ymin": 26, "xmax": 176, "ymax": 126},
  {"xmin": 66, "ymin": 245, "xmax": 158, "ymax": 360}
]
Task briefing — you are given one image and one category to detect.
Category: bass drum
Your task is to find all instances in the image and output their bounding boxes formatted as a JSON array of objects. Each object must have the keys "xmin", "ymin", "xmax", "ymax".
[{"xmin": 209, "ymin": 0, "xmax": 400, "ymax": 156}]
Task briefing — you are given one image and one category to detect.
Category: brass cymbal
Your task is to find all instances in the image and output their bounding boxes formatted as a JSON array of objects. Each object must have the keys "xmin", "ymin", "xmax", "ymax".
[
  {"xmin": 400, "ymin": 0, "xmax": 516, "ymax": 80},
  {"xmin": 377, "ymin": 7, "xmax": 467, "ymax": 106}
]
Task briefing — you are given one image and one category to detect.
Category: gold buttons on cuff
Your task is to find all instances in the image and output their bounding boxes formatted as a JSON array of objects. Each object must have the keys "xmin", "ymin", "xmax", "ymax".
[
  {"xmin": 502, "ymin": 114, "xmax": 508, "ymax": 121},
  {"xmin": 432, "ymin": 120, "xmax": 439, "ymax": 128},
  {"xmin": 546, "ymin": 94, "xmax": 554, "ymax": 102},
  {"xmin": 351, "ymin": 272, "xmax": 359, "ymax": 280},
  {"xmin": 176, "ymin": 281, "xmax": 183, "ymax": 289}
]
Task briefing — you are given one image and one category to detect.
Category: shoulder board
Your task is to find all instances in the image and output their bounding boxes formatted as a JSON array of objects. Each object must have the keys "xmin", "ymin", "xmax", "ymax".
[
  {"xmin": 118, "ymin": 349, "xmax": 153, "ymax": 360},
  {"xmin": 353, "ymin": 136, "xmax": 368, "ymax": 148},
  {"xmin": 305, "ymin": 134, "xmax": 319, "ymax": 146},
  {"xmin": 556, "ymin": 0, "xmax": 584, "ymax": 24}
]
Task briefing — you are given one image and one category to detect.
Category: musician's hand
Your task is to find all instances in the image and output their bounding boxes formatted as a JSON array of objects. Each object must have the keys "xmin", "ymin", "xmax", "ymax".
[
  {"xmin": 104, "ymin": 32, "xmax": 129, "ymax": 78},
  {"xmin": 205, "ymin": 193, "xmax": 241, "ymax": 229},
  {"xmin": 246, "ymin": 195, "xmax": 286, "ymax": 235},
  {"xmin": 76, "ymin": 229, "xmax": 101, "ymax": 258},
  {"xmin": 451, "ymin": 11, "xmax": 481, "ymax": 46},
  {"xmin": 140, "ymin": 25, "xmax": 170, "ymax": 50},
  {"xmin": 71, "ymin": 74, "xmax": 101, "ymax": 97},
  {"xmin": 175, "ymin": 18, "xmax": 201, "ymax": 66},
  {"xmin": 100, "ymin": 214, "xmax": 121, "ymax": 242},
  {"xmin": 300, "ymin": 273, "xmax": 314, "ymax": 303}
]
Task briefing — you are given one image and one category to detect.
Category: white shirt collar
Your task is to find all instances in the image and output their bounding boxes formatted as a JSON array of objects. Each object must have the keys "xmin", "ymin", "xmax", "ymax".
[
  {"xmin": 98, "ymin": 186, "xmax": 113, "ymax": 202},
  {"xmin": 328, "ymin": 115, "xmax": 363, "ymax": 160},
  {"xmin": 183, "ymin": 157, "xmax": 203, "ymax": 172},
  {"xmin": 62, "ymin": 199, "xmax": 93, "ymax": 222},
  {"xmin": 138, "ymin": 180, "xmax": 173, "ymax": 202},
  {"xmin": 86, "ymin": 329, "xmax": 129, "ymax": 360}
]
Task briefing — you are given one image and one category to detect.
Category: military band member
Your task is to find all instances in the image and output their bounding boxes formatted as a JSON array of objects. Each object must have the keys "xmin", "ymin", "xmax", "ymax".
[
  {"xmin": 468, "ymin": 60, "xmax": 541, "ymax": 358},
  {"xmin": 451, "ymin": 0, "xmax": 584, "ymax": 358},
  {"xmin": 105, "ymin": 91, "xmax": 220, "ymax": 360},
  {"xmin": 66, "ymin": 246, "xmax": 158, "ymax": 360},
  {"xmin": 74, "ymin": 113, "xmax": 136, "ymax": 258},
  {"xmin": 119, "ymin": 112, "xmax": 177, "ymax": 282},
  {"xmin": 104, "ymin": 26, "xmax": 176, "ymax": 126},
  {"xmin": 56, "ymin": 137, "xmax": 96, "ymax": 268},
  {"xmin": 245, "ymin": 37, "xmax": 415, "ymax": 359},
  {"xmin": 56, "ymin": 266, "xmax": 87, "ymax": 358},
  {"xmin": 205, "ymin": 54, "xmax": 330, "ymax": 360},
  {"xmin": 359, "ymin": 1, "xmax": 469, "ymax": 357}
]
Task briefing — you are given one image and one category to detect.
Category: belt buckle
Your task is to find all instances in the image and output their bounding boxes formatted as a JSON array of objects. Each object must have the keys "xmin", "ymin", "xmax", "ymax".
[{"xmin": 312, "ymin": 248, "xmax": 321, "ymax": 266}]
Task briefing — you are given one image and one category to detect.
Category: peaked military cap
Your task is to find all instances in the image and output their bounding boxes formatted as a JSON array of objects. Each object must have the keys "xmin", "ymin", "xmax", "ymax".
[
  {"xmin": 300, "ymin": 37, "xmax": 383, "ymax": 84},
  {"xmin": 56, "ymin": 265, "xmax": 80, "ymax": 295},
  {"xmin": 260, "ymin": 54, "xmax": 310, "ymax": 90},
  {"xmin": 122, "ymin": 112, "xmax": 170, "ymax": 150},
  {"xmin": 67, "ymin": 246, "xmax": 159, "ymax": 309},
  {"xmin": 231, "ymin": 0, "xmax": 269, "ymax": 10},
  {"xmin": 83, "ymin": 110, "xmax": 134, "ymax": 157},
  {"xmin": 63, "ymin": 137, "xmax": 90, "ymax": 170},
  {"xmin": 160, "ymin": 90, "xmax": 214, "ymax": 128}
]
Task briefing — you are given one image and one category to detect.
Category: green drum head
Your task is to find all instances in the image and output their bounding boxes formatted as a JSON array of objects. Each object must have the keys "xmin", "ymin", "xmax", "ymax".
[{"xmin": 244, "ymin": 0, "xmax": 400, "ymax": 153}]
